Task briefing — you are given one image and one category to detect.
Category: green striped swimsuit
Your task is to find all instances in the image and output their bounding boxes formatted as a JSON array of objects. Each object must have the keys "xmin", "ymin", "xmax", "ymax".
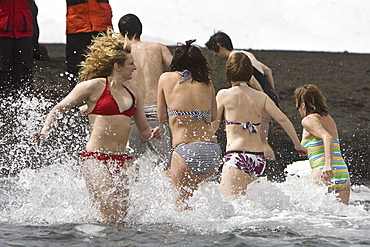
[{"xmin": 301, "ymin": 116, "xmax": 349, "ymax": 191}]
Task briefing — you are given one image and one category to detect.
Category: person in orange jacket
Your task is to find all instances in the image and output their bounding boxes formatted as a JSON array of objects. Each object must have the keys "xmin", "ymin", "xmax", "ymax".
[
  {"xmin": 65, "ymin": 0, "xmax": 113, "ymax": 87},
  {"xmin": 0, "ymin": 0, "xmax": 33, "ymax": 94}
]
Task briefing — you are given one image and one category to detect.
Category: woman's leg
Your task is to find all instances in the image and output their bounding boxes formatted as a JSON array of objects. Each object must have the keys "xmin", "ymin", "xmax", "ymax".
[
  {"xmin": 220, "ymin": 165, "xmax": 256, "ymax": 198},
  {"xmin": 311, "ymin": 168, "xmax": 351, "ymax": 204},
  {"xmin": 336, "ymin": 178, "xmax": 351, "ymax": 205},
  {"xmin": 80, "ymin": 159, "xmax": 130, "ymax": 223},
  {"xmin": 170, "ymin": 152, "xmax": 214, "ymax": 210}
]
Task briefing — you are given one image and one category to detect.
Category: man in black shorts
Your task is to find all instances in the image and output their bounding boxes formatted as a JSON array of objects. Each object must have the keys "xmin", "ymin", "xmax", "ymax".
[{"xmin": 206, "ymin": 31, "xmax": 280, "ymax": 160}]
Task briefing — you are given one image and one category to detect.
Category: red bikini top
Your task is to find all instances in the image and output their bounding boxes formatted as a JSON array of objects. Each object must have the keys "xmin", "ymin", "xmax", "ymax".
[{"xmin": 90, "ymin": 78, "xmax": 137, "ymax": 117}]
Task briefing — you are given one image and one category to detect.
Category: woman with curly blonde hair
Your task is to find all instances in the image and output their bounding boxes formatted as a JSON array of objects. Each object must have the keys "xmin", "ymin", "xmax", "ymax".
[{"xmin": 34, "ymin": 29, "xmax": 162, "ymax": 223}]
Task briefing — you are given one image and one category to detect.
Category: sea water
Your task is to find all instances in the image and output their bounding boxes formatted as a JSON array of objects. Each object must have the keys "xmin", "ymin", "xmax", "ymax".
[{"xmin": 0, "ymin": 95, "xmax": 369, "ymax": 246}]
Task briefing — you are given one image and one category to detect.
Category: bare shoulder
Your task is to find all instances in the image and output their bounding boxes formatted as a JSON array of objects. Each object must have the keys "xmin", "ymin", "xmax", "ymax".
[
  {"xmin": 301, "ymin": 115, "xmax": 320, "ymax": 128},
  {"xmin": 149, "ymin": 41, "xmax": 167, "ymax": 48},
  {"xmin": 158, "ymin": 72, "xmax": 178, "ymax": 86},
  {"xmin": 76, "ymin": 77, "xmax": 105, "ymax": 91},
  {"xmin": 159, "ymin": 71, "xmax": 177, "ymax": 80},
  {"xmin": 79, "ymin": 77, "xmax": 104, "ymax": 84},
  {"xmin": 216, "ymin": 87, "xmax": 229, "ymax": 96},
  {"xmin": 216, "ymin": 88, "xmax": 232, "ymax": 102},
  {"xmin": 135, "ymin": 41, "xmax": 164, "ymax": 50}
]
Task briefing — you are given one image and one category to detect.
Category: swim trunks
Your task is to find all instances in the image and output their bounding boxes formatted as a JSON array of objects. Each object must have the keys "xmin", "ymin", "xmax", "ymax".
[
  {"xmin": 253, "ymin": 68, "xmax": 280, "ymax": 107},
  {"xmin": 91, "ymin": 78, "xmax": 137, "ymax": 117},
  {"xmin": 78, "ymin": 152, "xmax": 133, "ymax": 174},
  {"xmin": 301, "ymin": 115, "xmax": 349, "ymax": 191},
  {"xmin": 128, "ymin": 104, "xmax": 172, "ymax": 165},
  {"xmin": 169, "ymin": 142, "xmax": 221, "ymax": 175},
  {"xmin": 223, "ymin": 151, "xmax": 266, "ymax": 179}
]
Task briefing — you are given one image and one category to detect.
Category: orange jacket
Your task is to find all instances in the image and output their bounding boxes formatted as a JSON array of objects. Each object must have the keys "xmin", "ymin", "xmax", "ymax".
[
  {"xmin": 66, "ymin": 0, "xmax": 112, "ymax": 34},
  {"xmin": 0, "ymin": 0, "xmax": 33, "ymax": 39}
]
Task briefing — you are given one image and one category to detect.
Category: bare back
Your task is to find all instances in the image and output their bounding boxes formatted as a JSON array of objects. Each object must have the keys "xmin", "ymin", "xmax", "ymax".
[
  {"xmin": 217, "ymin": 86, "xmax": 267, "ymax": 152},
  {"xmin": 157, "ymin": 72, "xmax": 217, "ymax": 146},
  {"xmin": 129, "ymin": 40, "xmax": 172, "ymax": 104}
]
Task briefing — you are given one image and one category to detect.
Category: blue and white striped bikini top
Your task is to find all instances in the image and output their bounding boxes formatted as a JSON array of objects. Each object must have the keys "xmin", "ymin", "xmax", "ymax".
[
  {"xmin": 167, "ymin": 109, "xmax": 212, "ymax": 125},
  {"xmin": 167, "ymin": 69, "xmax": 211, "ymax": 125}
]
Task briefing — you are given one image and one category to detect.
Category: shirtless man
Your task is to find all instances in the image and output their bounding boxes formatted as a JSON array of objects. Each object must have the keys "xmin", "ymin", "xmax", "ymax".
[
  {"xmin": 119, "ymin": 14, "xmax": 173, "ymax": 164},
  {"xmin": 205, "ymin": 31, "xmax": 280, "ymax": 160}
]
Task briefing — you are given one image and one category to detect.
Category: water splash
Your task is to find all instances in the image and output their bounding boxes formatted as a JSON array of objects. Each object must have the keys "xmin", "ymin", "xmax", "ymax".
[{"xmin": 0, "ymin": 95, "xmax": 369, "ymax": 241}]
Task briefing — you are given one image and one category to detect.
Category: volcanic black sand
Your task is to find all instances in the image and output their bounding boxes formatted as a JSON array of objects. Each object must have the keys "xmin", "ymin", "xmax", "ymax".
[{"xmin": 29, "ymin": 44, "xmax": 370, "ymax": 185}]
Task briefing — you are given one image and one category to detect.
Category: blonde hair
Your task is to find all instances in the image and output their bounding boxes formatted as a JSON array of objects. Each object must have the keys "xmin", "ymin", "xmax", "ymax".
[
  {"xmin": 294, "ymin": 84, "xmax": 329, "ymax": 116},
  {"xmin": 78, "ymin": 28, "xmax": 131, "ymax": 82},
  {"xmin": 226, "ymin": 52, "xmax": 253, "ymax": 84}
]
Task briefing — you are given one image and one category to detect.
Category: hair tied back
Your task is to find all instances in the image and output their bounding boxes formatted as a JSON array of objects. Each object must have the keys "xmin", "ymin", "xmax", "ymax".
[{"xmin": 185, "ymin": 39, "xmax": 196, "ymax": 48}]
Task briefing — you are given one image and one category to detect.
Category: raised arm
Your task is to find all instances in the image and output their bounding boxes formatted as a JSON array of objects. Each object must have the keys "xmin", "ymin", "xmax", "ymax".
[{"xmin": 34, "ymin": 81, "xmax": 92, "ymax": 139}]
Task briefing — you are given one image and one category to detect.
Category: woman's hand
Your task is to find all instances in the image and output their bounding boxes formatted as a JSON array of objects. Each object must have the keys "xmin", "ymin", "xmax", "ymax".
[
  {"xmin": 79, "ymin": 104, "xmax": 89, "ymax": 116},
  {"xmin": 295, "ymin": 144, "xmax": 308, "ymax": 156},
  {"xmin": 320, "ymin": 167, "xmax": 334, "ymax": 185},
  {"xmin": 150, "ymin": 126, "xmax": 162, "ymax": 140}
]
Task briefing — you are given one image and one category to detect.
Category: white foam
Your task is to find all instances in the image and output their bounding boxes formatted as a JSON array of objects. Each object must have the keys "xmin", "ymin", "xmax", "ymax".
[{"xmin": 0, "ymin": 96, "xmax": 369, "ymax": 240}]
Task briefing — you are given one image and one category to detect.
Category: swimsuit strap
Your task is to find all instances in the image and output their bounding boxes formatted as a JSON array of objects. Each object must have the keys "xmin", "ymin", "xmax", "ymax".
[
  {"xmin": 233, "ymin": 82, "xmax": 249, "ymax": 87},
  {"xmin": 168, "ymin": 108, "xmax": 212, "ymax": 125},
  {"xmin": 176, "ymin": 69, "xmax": 192, "ymax": 84},
  {"xmin": 223, "ymin": 119, "xmax": 261, "ymax": 133},
  {"xmin": 306, "ymin": 114, "xmax": 322, "ymax": 126}
]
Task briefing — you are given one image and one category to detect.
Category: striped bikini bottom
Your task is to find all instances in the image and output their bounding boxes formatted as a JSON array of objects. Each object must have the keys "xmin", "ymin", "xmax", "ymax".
[{"xmin": 169, "ymin": 142, "xmax": 221, "ymax": 175}]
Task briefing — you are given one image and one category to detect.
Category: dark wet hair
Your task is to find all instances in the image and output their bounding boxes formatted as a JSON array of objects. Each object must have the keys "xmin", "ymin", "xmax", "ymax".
[
  {"xmin": 205, "ymin": 31, "xmax": 233, "ymax": 52},
  {"xmin": 118, "ymin": 13, "xmax": 142, "ymax": 39},
  {"xmin": 294, "ymin": 84, "xmax": 329, "ymax": 116},
  {"xmin": 169, "ymin": 39, "xmax": 212, "ymax": 86},
  {"xmin": 226, "ymin": 52, "xmax": 253, "ymax": 84}
]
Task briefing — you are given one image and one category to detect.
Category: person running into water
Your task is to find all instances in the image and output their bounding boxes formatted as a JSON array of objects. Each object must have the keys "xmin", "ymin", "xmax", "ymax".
[
  {"xmin": 294, "ymin": 84, "xmax": 350, "ymax": 204},
  {"xmin": 33, "ymin": 29, "xmax": 162, "ymax": 223},
  {"xmin": 157, "ymin": 40, "xmax": 221, "ymax": 210},
  {"xmin": 205, "ymin": 31, "xmax": 280, "ymax": 160},
  {"xmin": 118, "ymin": 13, "xmax": 173, "ymax": 165},
  {"xmin": 213, "ymin": 52, "xmax": 306, "ymax": 198}
]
